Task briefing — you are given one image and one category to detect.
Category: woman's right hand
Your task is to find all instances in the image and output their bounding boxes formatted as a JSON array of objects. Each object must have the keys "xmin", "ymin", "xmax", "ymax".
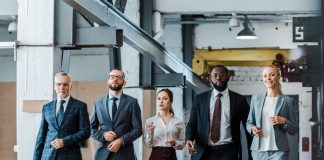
[
  {"xmin": 252, "ymin": 126, "xmax": 263, "ymax": 137},
  {"xmin": 148, "ymin": 122, "xmax": 155, "ymax": 134}
]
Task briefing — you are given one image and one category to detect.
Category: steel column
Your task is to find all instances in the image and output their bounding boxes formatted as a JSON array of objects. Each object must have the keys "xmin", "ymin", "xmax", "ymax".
[
  {"xmin": 139, "ymin": 0, "xmax": 153, "ymax": 88},
  {"xmin": 182, "ymin": 15, "xmax": 196, "ymax": 108}
]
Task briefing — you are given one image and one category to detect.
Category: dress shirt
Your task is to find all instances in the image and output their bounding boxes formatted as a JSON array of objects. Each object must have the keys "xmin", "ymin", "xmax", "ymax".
[
  {"xmin": 208, "ymin": 88, "xmax": 232, "ymax": 146},
  {"xmin": 56, "ymin": 95, "xmax": 71, "ymax": 116},
  {"xmin": 259, "ymin": 96, "xmax": 278, "ymax": 151},
  {"xmin": 108, "ymin": 93, "xmax": 122, "ymax": 119},
  {"xmin": 144, "ymin": 113, "xmax": 185, "ymax": 150}
]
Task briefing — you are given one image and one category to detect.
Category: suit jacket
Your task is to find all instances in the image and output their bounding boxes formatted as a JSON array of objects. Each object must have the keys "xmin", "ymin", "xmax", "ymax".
[
  {"xmin": 246, "ymin": 93, "xmax": 298, "ymax": 151},
  {"xmin": 33, "ymin": 97, "xmax": 91, "ymax": 160},
  {"xmin": 186, "ymin": 89, "xmax": 252, "ymax": 160},
  {"xmin": 90, "ymin": 93, "xmax": 142, "ymax": 160}
]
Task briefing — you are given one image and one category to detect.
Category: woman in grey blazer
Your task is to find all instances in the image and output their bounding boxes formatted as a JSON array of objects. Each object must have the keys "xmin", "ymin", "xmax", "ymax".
[{"xmin": 246, "ymin": 65, "xmax": 298, "ymax": 160}]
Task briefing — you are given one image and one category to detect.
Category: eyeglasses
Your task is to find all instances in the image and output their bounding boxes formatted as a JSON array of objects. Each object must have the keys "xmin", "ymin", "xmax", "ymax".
[
  {"xmin": 55, "ymin": 83, "xmax": 71, "ymax": 87},
  {"xmin": 108, "ymin": 75, "xmax": 124, "ymax": 80}
]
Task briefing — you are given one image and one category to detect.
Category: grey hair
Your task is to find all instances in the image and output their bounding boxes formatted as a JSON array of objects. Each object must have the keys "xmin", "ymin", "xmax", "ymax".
[{"xmin": 55, "ymin": 72, "xmax": 72, "ymax": 83}]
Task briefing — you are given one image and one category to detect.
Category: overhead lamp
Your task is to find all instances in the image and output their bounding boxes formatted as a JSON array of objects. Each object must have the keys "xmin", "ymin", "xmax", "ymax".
[
  {"xmin": 229, "ymin": 13, "xmax": 240, "ymax": 27},
  {"xmin": 8, "ymin": 15, "xmax": 17, "ymax": 33},
  {"xmin": 236, "ymin": 15, "xmax": 257, "ymax": 40}
]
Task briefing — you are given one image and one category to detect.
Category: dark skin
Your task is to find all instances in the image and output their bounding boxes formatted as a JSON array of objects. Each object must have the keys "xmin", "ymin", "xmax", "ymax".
[
  {"xmin": 187, "ymin": 66, "xmax": 230, "ymax": 155},
  {"xmin": 210, "ymin": 66, "xmax": 230, "ymax": 92}
]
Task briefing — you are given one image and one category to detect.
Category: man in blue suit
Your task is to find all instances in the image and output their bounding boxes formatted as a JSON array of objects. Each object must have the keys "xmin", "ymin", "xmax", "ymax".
[
  {"xmin": 186, "ymin": 65, "xmax": 252, "ymax": 160},
  {"xmin": 33, "ymin": 72, "xmax": 91, "ymax": 160},
  {"xmin": 90, "ymin": 68, "xmax": 142, "ymax": 160}
]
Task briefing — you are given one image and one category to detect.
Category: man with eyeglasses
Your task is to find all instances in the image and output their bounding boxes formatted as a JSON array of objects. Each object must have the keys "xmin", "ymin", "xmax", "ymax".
[
  {"xmin": 34, "ymin": 72, "xmax": 91, "ymax": 160},
  {"xmin": 90, "ymin": 68, "xmax": 142, "ymax": 160}
]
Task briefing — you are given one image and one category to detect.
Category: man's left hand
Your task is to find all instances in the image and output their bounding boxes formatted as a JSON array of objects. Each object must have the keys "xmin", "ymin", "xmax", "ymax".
[
  {"xmin": 51, "ymin": 139, "xmax": 64, "ymax": 149},
  {"xmin": 107, "ymin": 138, "xmax": 123, "ymax": 153}
]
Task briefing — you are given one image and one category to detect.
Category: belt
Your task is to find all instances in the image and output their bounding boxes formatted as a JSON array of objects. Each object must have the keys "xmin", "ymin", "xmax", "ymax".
[{"xmin": 208, "ymin": 143, "xmax": 233, "ymax": 150}]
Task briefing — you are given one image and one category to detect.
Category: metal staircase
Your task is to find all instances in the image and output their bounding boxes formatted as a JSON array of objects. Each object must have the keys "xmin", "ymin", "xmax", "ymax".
[{"xmin": 63, "ymin": 0, "xmax": 210, "ymax": 93}]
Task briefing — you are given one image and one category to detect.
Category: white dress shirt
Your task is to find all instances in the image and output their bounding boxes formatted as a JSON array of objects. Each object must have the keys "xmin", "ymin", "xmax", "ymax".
[
  {"xmin": 259, "ymin": 96, "xmax": 279, "ymax": 151},
  {"xmin": 208, "ymin": 88, "xmax": 232, "ymax": 146},
  {"xmin": 56, "ymin": 95, "xmax": 71, "ymax": 116},
  {"xmin": 144, "ymin": 113, "xmax": 185, "ymax": 150}
]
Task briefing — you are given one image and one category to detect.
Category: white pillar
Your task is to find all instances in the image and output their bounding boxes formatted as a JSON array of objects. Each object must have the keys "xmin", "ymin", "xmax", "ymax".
[{"xmin": 16, "ymin": 0, "xmax": 59, "ymax": 159}]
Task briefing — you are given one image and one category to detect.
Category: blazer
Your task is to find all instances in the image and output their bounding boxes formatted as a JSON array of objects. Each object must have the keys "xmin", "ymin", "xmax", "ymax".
[
  {"xmin": 33, "ymin": 97, "xmax": 91, "ymax": 160},
  {"xmin": 246, "ymin": 93, "xmax": 298, "ymax": 151},
  {"xmin": 186, "ymin": 89, "xmax": 252, "ymax": 160},
  {"xmin": 90, "ymin": 93, "xmax": 142, "ymax": 160}
]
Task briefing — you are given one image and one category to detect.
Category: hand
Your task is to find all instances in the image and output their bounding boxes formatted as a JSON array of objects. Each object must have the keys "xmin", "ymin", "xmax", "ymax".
[
  {"xmin": 270, "ymin": 116, "xmax": 286, "ymax": 125},
  {"xmin": 104, "ymin": 131, "xmax": 117, "ymax": 142},
  {"xmin": 165, "ymin": 140, "xmax": 176, "ymax": 147},
  {"xmin": 186, "ymin": 140, "xmax": 196, "ymax": 155},
  {"xmin": 51, "ymin": 139, "xmax": 64, "ymax": 149},
  {"xmin": 148, "ymin": 122, "xmax": 155, "ymax": 134},
  {"xmin": 252, "ymin": 126, "xmax": 263, "ymax": 137},
  {"xmin": 107, "ymin": 138, "xmax": 123, "ymax": 153}
]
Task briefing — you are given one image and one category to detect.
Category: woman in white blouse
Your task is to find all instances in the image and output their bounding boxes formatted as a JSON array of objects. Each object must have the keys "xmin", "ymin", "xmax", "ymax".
[
  {"xmin": 144, "ymin": 88, "xmax": 185, "ymax": 160},
  {"xmin": 246, "ymin": 65, "xmax": 298, "ymax": 160}
]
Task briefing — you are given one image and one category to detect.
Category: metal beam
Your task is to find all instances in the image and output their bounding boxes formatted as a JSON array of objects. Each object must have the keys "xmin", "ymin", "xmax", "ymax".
[
  {"xmin": 61, "ymin": 50, "xmax": 71, "ymax": 72},
  {"xmin": 63, "ymin": 0, "xmax": 210, "ymax": 93},
  {"xmin": 152, "ymin": 73, "xmax": 186, "ymax": 87},
  {"xmin": 109, "ymin": 47, "xmax": 122, "ymax": 69},
  {"xmin": 74, "ymin": 26, "xmax": 118, "ymax": 47},
  {"xmin": 54, "ymin": 0, "xmax": 73, "ymax": 45},
  {"xmin": 0, "ymin": 41, "xmax": 17, "ymax": 60}
]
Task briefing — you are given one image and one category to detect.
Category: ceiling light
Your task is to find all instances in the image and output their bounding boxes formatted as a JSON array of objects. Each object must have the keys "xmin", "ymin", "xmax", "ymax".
[
  {"xmin": 229, "ymin": 13, "xmax": 240, "ymax": 27},
  {"xmin": 236, "ymin": 15, "xmax": 257, "ymax": 40},
  {"xmin": 8, "ymin": 15, "xmax": 17, "ymax": 33}
]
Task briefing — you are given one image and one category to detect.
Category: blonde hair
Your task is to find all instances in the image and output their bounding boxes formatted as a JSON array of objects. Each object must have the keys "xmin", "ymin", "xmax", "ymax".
[{"xmin": 264, "ymin": 65, "xmax": 282, "ymax": 93}]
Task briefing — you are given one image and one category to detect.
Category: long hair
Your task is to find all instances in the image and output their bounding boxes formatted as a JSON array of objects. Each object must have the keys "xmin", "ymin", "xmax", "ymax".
[{"xmin": 157, "ymin": 88, "xmax": 175, "ymax": 116}]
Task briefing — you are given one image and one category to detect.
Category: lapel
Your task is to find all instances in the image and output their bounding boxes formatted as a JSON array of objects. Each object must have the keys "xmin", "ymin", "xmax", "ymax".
[
  {"xmin": 257, "ymin": 93, "xmax": 267, "ymax": 126},
  {"xmin": 51, "ymin": 100, "xmax": 59, "ymax": 130},
  {"xmin": 206, "ymin": 90, "xmax": 212, "ymax": 131},
  {"xmin": 228, "ymin": 90, "xmax": 234, "ymax": 120},
  {"xmin": 102, "ymin": 96, "xmax": 113, "ymax": 125},
  {"xmin": 113, "ymin": 94, "xmax": 126, "ymax": 122},
  {"xmin": 274, "ymin": 93, "xmax": 285, "ymax": 115},
  {"xmin": 59, "ymin": 97, "xmax": 74, "ymax": 127}
]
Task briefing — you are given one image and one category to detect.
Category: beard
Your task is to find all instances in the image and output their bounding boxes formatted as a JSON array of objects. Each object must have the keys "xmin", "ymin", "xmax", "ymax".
[
  {"xmin": 212, "ymin": 81, "xmax": 228, "ymax": 92},
  {"xmin": 109, "ymin": 83, "xmax": 123, "ymax": 91}
]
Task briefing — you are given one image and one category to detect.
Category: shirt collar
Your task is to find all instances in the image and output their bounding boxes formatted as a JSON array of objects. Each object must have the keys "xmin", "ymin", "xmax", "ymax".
[
  {"xmin": 154, "ymin": 112, "xmax": 174, "ymax": 118},
  {"xmin": 212, "ymin": 88, "xmax": 229, "ymax": 97},
  {"xmin": 109, "ymin": 93, "xmax": 122, "ymax": 100},
  {"xmin": 57, "ymin": 95, "xmax": 71, "ymax": 104}
]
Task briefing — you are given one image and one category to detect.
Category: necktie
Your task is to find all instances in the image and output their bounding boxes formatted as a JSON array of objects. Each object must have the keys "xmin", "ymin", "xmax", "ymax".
[
  {"xmin": 57, "ymin": 100, "xmax": 66, "ymax": 126},
  {"xmin": 211, "ymin": 93, "xmax": 223, "ymax": 143},
  {"xmin": 111, "ymin": 97, "xmax": 118, "ymax": 120}
]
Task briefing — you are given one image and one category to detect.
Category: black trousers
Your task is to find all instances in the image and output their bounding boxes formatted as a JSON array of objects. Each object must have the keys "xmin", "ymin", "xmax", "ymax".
[
  {"xmin": 149, "ymin": 147, "xmax": 177, "ymax": 160},
  {"xmin": 201, "ymin": 143, "xmax": 236, "ymax": 160}
]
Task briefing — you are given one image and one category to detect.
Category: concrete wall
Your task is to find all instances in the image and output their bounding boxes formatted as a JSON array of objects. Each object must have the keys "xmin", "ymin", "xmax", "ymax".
[{"xmin": 0, "ymin": 0, "xmax": 17, "ymax": 16}]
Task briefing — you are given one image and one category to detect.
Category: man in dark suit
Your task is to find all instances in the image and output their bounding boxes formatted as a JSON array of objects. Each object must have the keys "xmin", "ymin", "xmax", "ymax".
[
  {"xmin": 186, "ymin": 65, "xmax": 252, "ymax": 160},
  {"xmin": 90, "ymin": 68, "xmax": 142, "ymax": 160},
  {"xmin": 33, "ymin": 72, "xmax": 91, "ymax": 160}
]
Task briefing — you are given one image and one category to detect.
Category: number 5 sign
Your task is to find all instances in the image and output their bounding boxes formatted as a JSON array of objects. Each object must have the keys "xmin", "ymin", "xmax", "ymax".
[{"xmin": 293, "ymin": 17, "xmax": 320, "ymax": 42}]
